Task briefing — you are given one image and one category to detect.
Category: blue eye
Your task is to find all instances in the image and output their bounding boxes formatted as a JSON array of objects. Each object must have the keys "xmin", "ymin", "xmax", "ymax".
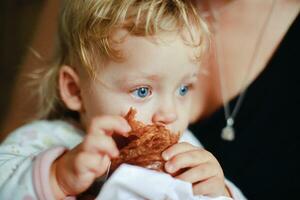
[
  {"xmin": 178, "ymin": 85, "xmax": 189, "ymax": 96},
  {"xmin": 132, "ymin": 87, "xmax": 151, "ymax": 98}
]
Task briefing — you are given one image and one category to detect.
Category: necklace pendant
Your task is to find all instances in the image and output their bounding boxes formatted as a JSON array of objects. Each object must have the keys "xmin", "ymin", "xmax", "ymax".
[{"xmin": 221, "ymin": 125, "xmax": 235, "ymax": 141}]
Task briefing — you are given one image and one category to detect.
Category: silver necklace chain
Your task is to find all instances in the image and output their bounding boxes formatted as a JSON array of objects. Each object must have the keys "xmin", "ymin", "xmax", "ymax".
[{"xmin": 211, "ymin": 0, "xmax": 277, "ymax": 141}]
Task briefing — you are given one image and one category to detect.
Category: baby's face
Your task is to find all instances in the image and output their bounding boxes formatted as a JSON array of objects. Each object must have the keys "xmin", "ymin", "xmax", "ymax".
[{"xmin": 80, "ymin": 32, "xmax": 200, "ymax": 134}]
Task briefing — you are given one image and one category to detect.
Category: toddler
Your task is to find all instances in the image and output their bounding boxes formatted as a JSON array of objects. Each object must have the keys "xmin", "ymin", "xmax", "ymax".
[{"xmin": 0, "ymin": 0, "xmax": 245, "ymax": 199}]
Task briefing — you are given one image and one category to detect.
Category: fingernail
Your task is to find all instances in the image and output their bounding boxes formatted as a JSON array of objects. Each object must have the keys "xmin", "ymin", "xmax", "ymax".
[
  {"xmin": 165, "ymin": 162, "xmax": 174, "ymax": 173},
  {"xmin": 162, "ymin": 152, "xmax": 169, "ymax": 161},
  {"xmin": 113, "ymin": 150, "xmax": 119, "ymax": 157},
  {"xmin": 123, "ymin": 124, "xmax": 131, "ymax": 132}
]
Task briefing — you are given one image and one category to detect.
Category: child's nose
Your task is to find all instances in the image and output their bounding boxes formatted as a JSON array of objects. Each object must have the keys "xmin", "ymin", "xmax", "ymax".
[{"xmin": 152, "ymin": 108, "xmax": 177, "ymax": 126}]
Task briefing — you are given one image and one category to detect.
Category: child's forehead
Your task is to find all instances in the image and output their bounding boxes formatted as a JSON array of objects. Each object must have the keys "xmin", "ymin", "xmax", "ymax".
[
  {"xmin": 109, "ymin": 28, "xmax": 203, "ymax": 61},
  {"xmin": 83, "ymin": 28, "xmax": 203, "ymax": 79},
  {"xmin": 95, "ymin": 32, "xmax": 201, "ymax": 82},
  {"xmin": 111, "ymin": 27, "xmax": 201, "ymax": 45}
]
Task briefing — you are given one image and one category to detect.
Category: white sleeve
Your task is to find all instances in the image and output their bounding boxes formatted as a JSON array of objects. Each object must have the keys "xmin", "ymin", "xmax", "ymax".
[
  {"xmin": 0, "ymin": 147, "xmax": 37, "ymax": 199},
  {"xmin": 0, "ymin": 120, "xmax": 82, "ymax": 200}
]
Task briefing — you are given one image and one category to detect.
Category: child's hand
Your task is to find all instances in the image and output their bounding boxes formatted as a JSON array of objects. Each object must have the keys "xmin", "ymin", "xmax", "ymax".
[
  {"xmin": 162, "ymin": 142, "xmax": 231, "ymax": 197},
  {"xmin": 50, "ymin": 116, "xmax": 131, "ymax": 199}
]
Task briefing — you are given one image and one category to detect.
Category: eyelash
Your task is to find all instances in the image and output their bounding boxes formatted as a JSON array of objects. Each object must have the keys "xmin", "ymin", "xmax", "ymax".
[
  {"xmin": 177, "ymin": 83, "xmax": 194, "ymax": 97},
  {"xmin": 130, "ymin": 83, "xmax": 194, "ymax": 100},
  {"xmin": 131, "ymin": 86, "xmax": 152, "ymax": 99}
]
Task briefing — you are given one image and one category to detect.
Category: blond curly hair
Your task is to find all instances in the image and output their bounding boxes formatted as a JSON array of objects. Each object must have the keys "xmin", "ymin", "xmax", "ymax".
[{"xmin": 36, "ymin": 0, "xmax": 209, "ymax": 120}]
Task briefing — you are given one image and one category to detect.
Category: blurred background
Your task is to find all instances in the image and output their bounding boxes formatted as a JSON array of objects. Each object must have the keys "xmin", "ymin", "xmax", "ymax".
[{"xmin": 0, "ymin": 0, "xmax": 58, "ymax": 140}]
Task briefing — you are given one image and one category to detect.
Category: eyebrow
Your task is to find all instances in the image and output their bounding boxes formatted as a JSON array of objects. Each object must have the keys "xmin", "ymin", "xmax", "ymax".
[
  {"xmin": 116, "ymin": 71, "xmax": 198, "ymax": 86},
  {"xmin": 118, "ymin": 73, "xmax": 161, "ymax": 84},
  {"xmin": 182, "ymin": 72, "xmax": 198, "ymax": 82}
]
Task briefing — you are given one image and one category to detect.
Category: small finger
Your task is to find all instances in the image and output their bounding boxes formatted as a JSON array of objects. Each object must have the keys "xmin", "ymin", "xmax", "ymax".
[
  {"xmin": 83, "ymin": 133, "xmax": 119, "ymax": 157},
  {"xmin": 162, "ymin": 142, "xmax": 198, "ymax": 161},
  {"xmin": 175, "ymin": 162, "xmax": 218, "ymax": 183},
  {"xmin": 164, "ymin": 149, "xmax": 209, "ymax": 174},
  {"xmin": 95, "ymin": 154, "xmax": 111, "ymax": 177},
  {"xmin": 74, "ymin": 153, "xmax": 110, "ymax": 179},
  {"xmin": 73, "ymin": 152, "xmax": 98, "ymax": 176},
  {"xmin": 193, "ymin": 176, "xmax": 226, "ymax": 197},
  {"xmin": 88, "ymin": 115, "xmax": 131, "ymax": 137},
  {"xmin": 82, "ymin": 153, "xmax": 104, "ymax": 174}
]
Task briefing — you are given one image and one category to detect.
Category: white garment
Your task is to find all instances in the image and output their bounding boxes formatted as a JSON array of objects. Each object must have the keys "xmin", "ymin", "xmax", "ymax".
[
  {"xmin": 0, "ymin": 120, "xmax": 246, "ymax": 200},
  {"xmin": 97, "ymin": 164, "xmax": 232, "ymax": 200}
]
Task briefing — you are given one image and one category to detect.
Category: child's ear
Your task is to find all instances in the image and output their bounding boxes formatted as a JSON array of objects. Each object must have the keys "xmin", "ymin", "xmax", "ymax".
[{"xmin": 59, "ymin": 65, "xmax": 83, "ymax": 112}]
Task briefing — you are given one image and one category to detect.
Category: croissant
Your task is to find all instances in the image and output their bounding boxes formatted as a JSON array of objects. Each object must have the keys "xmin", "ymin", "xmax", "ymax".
[{"xmin": 111, "ymin": 108, "xmax": 179, "ymax": 173}]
